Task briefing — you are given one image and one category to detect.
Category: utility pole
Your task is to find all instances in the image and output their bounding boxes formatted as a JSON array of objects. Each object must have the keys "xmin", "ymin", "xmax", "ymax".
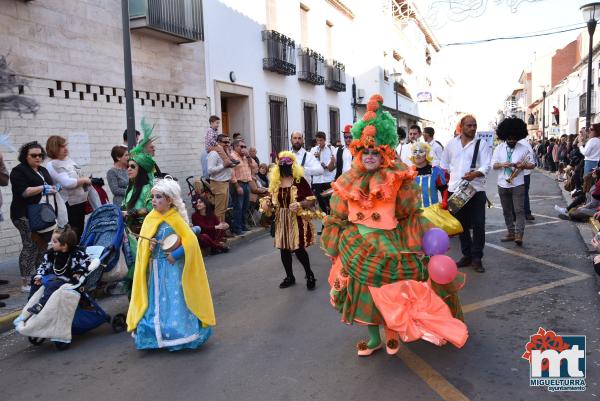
[{"xmin": 122, "ymin": 0, "xmax": 136, "ymax": 150}]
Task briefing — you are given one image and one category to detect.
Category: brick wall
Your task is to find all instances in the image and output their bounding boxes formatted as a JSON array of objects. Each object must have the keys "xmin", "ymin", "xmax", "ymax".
[
  {"xmin": 0, "ymin": 0, "xmax": 209, "ymax": 258},
  {"xmin": 0, "ymin": 76, "xmax": 208, "ymax": 258},
  {"xmin": 552, "ymin": 40, "xmax": 579, "ymax": 88}
]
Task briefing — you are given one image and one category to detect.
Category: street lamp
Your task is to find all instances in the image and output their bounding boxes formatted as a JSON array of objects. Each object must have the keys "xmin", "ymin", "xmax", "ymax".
[
  {"xmin": 542, "ymin": 88, "xmax": 547, "ymax": 143},
  {"xmin": 390, "ymin": 72, "xmax": 402, "ymax": 127},
  {"xmin": 581, "ymin": 2, "xmax": 600, "ymax": 132}
]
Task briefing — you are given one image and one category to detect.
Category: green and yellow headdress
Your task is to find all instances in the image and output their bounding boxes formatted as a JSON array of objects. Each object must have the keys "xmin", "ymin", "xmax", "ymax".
[
  {"xmin": 349, "ymin": 94, "xmax": 398, "ymax": 168},
  {"xmin": 129, "ymin": 118, "xmax": 156, "ymax": 177}
]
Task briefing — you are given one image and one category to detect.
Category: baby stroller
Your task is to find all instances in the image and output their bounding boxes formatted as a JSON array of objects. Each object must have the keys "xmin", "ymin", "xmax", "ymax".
[{"xmin": 14, "ymin": 204, "xmax": 127, "ymax": 351}]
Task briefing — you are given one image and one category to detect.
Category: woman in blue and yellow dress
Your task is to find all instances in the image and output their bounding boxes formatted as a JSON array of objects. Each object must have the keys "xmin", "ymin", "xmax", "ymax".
[{"xmin": 126, "ymin": 178, "xmax": 215, "ymax": 351}]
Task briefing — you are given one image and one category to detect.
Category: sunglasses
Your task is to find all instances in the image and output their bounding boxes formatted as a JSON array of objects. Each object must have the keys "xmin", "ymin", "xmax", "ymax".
[
  {"xmin": 240, "ymin": 145, "xmax": 247, "ymax": 149},
  {"xmin": 219, "ymin": 141, "xmax": 230, "ymax": 145},
  {"xmin": 128, "ymin": 164, "xmax": 138, "ymax": 169},
  {"xmin": 28, "ymin": 153, "xmax": 43, "ymax": 158},
  {"xmin": 363, "ymin": 149, "xmax": 380, "ymax": 156},
  {"xmin": 344, "ymin": 135, "xmax": 353, "ymax": 139}
]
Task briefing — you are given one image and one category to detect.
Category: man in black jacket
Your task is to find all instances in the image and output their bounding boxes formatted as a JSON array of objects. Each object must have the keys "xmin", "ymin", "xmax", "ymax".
[{"xmin": 335, "ymin": 124, "xmax": 354, "ymax": 179}]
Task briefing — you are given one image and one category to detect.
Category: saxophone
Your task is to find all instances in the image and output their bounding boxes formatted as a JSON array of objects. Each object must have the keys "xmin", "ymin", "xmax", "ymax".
[{"xmin": 506, "ymin": 153, "xmax": 529, "ymax": 184}]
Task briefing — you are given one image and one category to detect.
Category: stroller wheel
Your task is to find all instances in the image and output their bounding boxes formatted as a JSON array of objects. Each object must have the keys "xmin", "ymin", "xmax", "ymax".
[
  {"xmin": 28, "ymin": 337, "xmax": 45, "ymax": 346},
  {"xmin": 53, "ymin": 341, "xmax": 71, "ymax": 351},
  {"xmin": 112, "ymin": 313, "xmax": 126, "ymax": 333}
]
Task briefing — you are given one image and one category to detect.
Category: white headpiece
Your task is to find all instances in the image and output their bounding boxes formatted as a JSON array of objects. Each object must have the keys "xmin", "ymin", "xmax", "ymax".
[{"xmin": 152, "ymin": 176, "xmax": 189, "ymax": 224}]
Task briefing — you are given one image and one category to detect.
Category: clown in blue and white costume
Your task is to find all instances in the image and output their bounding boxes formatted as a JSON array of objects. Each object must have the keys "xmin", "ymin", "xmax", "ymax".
[{"xmin": 411, "ymin": 142, "xmax": 449, "ymax": 209}]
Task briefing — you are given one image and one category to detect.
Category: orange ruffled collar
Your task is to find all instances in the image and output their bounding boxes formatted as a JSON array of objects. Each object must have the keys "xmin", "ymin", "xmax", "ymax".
[{"xmin": 332, "ymin": 162, "xmax": 417, "ymax": 209}]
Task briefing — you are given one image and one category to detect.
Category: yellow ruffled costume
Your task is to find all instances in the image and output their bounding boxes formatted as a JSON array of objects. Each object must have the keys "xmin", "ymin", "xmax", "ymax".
[{"xmin": 127, "ymin": 208, "xmax": 216, "ymax": 331}]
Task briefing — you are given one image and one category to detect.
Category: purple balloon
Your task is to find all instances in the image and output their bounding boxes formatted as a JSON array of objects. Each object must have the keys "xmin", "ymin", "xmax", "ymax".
[{"xmin": 422, "ymin": 228, "xmax": 450, "ymax": 256}]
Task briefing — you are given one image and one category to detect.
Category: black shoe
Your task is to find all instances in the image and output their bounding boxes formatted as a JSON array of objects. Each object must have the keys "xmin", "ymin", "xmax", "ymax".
[
  {"xmin": 27, "ymin": 303, "xmax": 44, "ymax": 315},
  {"xmin": 456, "ymin": 256, "xmax": 472, "ymax": 268},
  {"xmin": 0, "ymin": 302, "xmax": 5, "ymax": 308},
  {"xmin": 0, "ymin": 279, "xmax": 8, "ymax": 285},
  {"xmin": 472, "ymin": 259, "xmax": 485, "ymax": 273},
  {"xmin": 279, "ymin": 277, "xmax": 296, "ymax": 289},
  {"xmin": 0, "ymin": 294, "xmax": 9, "ymax": 300},
  {"xmin": 525, "ymin": 215, "xmax": 535, "ymax": 221},
  {"xmin": 306, "ymin": 275, "xmax": 316, "ymax": 290}
]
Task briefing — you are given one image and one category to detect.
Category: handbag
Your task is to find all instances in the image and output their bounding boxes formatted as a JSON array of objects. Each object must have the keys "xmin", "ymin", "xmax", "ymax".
[
  {"xmin": 27, "ymin": 194, "xmax": 58, "ymax": 232},
  {"xmin": 422, "ymin": 203, "xmax": 463, "ymax": 236}
]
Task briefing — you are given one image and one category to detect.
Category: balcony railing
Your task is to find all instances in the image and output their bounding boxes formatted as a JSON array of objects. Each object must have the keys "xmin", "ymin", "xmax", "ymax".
[
  {"xmin": 298, "ymin": 48, "xmax": 325, "ymax": 85},
  {"xmin": 262, "ymin": 30, "xmax": 296, "ymax": 76},
  {"xmin": 325, "ymin": 60, "xmax": 346, "ymax": 92},
  {"xmin": 129, "ymin": 0, "xmax": 204, "ymax": 44},
  {"xmin": 579, "ymin": 92, "xmax": 597, "ymax": 117}
]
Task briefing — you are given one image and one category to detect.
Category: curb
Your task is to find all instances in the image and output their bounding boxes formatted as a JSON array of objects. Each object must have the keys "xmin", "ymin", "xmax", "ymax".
[
  {"xmin": 0, "ymin": 227, "xmax": 269, "ymax": 335},
  {"xmin": 0, "ymin": 310, "xmax": 19, "ymax": 334}
]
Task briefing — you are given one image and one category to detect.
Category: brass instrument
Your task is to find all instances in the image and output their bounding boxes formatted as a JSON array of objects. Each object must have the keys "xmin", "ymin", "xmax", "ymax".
[{"xmin": 506, "ymin": 153, "xmax": 529, "ymax": 184}]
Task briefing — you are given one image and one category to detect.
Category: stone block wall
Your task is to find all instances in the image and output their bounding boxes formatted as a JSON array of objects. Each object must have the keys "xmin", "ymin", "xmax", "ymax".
[{"xmin": 0, "ymin": 0, "xmax": 210, "ymax": 258}]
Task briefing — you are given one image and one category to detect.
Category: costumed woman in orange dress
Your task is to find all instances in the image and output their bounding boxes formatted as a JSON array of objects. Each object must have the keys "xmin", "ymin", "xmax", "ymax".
[{"xmin": 321, "ymin": 94, "xmax": 468, "ymax": 356}]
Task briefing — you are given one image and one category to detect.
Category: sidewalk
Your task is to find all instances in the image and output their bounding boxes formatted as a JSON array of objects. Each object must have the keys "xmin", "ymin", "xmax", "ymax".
[
  {"xmin": 536, "ymin": 168, "xmax": 596, "ymax": 252},
  {"xmin": 0, "ymin": 226, "xmax": 269, "ymax": 334}
]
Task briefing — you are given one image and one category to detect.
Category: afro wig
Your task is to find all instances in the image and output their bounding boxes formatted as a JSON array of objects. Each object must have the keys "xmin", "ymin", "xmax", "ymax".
[{"xmin": 496, "ymin": 117, "xmax": 528, "ymax": 141}]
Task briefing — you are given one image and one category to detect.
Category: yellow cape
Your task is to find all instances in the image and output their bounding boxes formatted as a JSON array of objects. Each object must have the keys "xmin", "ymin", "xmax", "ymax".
[{"xmin": 126, "ymin": 208, "xmax": 216, "ymax": 331}]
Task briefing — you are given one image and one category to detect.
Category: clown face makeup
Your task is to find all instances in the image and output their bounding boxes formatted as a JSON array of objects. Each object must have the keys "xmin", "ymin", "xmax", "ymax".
[
  {"xmin": 411, "ymin": 143, "xmax": 430, "ymax": 166},
  {"xmin": 361, "ymin": 149, "xmax": 382, "ymax": 171}
]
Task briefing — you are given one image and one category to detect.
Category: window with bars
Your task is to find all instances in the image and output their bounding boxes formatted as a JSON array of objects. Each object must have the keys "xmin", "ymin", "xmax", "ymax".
[
  {"xmin": 329, "ymin": 107, "xmax": 340, "ymax": 142},
  {"xmin": 269, "ymin": 95, "xmax": 288, "ymax": 155},
  {"xmin": 303, "ymin": 102, "xmax": 318, "ymax": 148}
]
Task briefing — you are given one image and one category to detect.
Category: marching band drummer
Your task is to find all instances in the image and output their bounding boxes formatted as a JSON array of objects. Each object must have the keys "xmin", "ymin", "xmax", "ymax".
[
  {"xmin": 491, "ymin": 117, "xmax": 534, "ymax": 247},
  {"xmin": 441, "ymin": 115, "xmax": 491, "ymax": 273}
]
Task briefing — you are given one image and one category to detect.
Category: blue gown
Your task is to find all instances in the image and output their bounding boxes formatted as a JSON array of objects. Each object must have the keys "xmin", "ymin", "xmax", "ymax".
[{"xmin": 134, "ymin": 222, "xmax": 212, "ymax": 351}]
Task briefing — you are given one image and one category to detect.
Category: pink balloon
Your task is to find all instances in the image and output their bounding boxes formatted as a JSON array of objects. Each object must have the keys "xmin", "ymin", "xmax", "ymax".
[{"xmin": 428, "ymin": 255, "xmax": 458, "ymax": 285}]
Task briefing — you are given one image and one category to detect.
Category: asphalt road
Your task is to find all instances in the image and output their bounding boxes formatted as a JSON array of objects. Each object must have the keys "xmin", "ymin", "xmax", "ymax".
[{"xmin": 0, "ymin": 170, "xmax": 598, "ymax": 401}]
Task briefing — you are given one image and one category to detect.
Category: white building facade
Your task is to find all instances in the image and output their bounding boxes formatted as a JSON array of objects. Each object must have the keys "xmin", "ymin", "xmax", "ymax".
[{"xmin": 203, "ymin": 0, "xmax": 458, "ymax": 162}]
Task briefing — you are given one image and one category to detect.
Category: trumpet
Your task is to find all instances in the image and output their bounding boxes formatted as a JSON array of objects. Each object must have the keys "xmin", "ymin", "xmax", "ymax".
[{"xmin": 506, "ymin": 154, "xmax": 529, "ymax": 184}]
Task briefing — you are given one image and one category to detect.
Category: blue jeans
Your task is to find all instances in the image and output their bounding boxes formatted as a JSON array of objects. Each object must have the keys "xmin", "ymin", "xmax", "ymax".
[
  {"xmin": 231, "ymin": 182, "xmax": 250, "ymax": 233},
  {"xmin": 584, "ymin": 160, "xmax": 598, "ymax": 177}
]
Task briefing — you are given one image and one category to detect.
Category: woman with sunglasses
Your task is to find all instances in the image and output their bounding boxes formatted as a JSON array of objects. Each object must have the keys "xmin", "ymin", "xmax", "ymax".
[
  {"xmin": 260, "ymin": 151, "xmax": 319, "ymax": 290},
  {"xmin": 10, "ymin": 142, "xmax": 58, "ymax": 292},
  {"xmin": 122, "ymin": 123, "xmax": 157, "ymax": 295},
  {"xmin": 322, "ymin": 94, "xmax": 467, "ymax": 357}
]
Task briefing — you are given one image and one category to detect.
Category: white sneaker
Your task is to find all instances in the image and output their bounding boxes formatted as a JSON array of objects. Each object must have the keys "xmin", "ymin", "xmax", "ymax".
[
  {"xmin": 554, "ymin": 205, "xmax": 567, "ymax": 215},
  {"xmin": 21, "ymin": 285, "xmax": 31, "ymax": 293}
]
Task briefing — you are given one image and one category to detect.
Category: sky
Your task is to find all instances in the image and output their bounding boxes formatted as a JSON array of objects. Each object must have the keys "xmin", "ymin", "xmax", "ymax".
[{"xmin": 422, "ymin": 0, "xmax": 586, "ymax": 129}]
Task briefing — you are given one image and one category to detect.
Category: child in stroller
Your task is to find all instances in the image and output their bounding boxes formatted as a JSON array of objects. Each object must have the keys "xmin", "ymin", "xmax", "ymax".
[
  {"xmin": 28, "ymin": 226, "xmax": 89, "ymax": 315},
  {"xmin": 14, "ymin": 204, "xmax": 127, "ymax": 350}
]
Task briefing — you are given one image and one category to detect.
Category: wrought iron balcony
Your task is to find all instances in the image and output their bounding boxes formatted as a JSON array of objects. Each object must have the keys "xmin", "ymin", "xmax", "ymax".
[
  {"xmin": 325, "ymin": 60, "xmax": 346, "ymax": 92},
  {"xmin": 262, "ymin": 30, "xmax": 296, "ymax": 76},
  {"xmin": 129, "ymin": 0, "xmax": 204, "ymax": 44},
  {"xmin": 298, "ymin": 48, "xmax": 325, "ymax": 85}
]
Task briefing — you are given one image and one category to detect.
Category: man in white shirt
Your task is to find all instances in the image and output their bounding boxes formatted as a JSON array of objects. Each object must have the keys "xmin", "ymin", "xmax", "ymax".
[
  {"xmin": 519, "ymin": 137, "xmax": 535, "ymax": 220},
  {"xmin": 207, "ymin": 134, "xmax": 233, "ymax": 223},
  {"xmin": 423, "ymin": 127, "xmax": 443, "ymax": 166},
  {"xmin": 396, "ymin": 125, "xmax": 422, "ymax": 166},
  {"xmin": 310, "ymin": 131, "xmax": 336, "ymax": 215},
  {"xmin": 335, "ymin": 124, "xmax": 354, "ymax": 178},
  {"xmin": 290, "ymin": 131, "xmax": 323, "ymax": 180},
  {"xmin": 441, "ymin": 115, "xmax": 491, "ymax": 273},
  {"xmin": 492, "ymin": 118, "xmax": 535, "ymax": 246},
  {"xmin": 579, "ymin": 123, "xmax": 600, "ymax": 176}
]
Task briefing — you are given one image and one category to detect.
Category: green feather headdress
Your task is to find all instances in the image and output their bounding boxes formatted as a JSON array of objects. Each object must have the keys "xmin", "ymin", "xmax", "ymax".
[{"xmin": 129, "ymin": 118, "xmax": 156, "ymax": 176}]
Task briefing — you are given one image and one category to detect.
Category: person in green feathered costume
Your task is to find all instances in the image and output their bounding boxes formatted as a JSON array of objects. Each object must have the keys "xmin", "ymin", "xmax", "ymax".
[{"xmin": 122, "ymin": 119, "xmax": 156, "ymax": 296}]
